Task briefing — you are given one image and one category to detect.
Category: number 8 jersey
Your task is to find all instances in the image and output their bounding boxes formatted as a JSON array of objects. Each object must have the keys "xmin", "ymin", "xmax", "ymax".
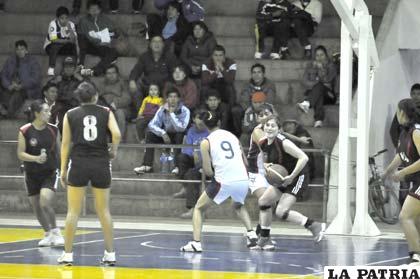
[
  {"xmin": 67, "ymin": 104, "xmax": 111, "ymax": 159},
  {"xmin": 206, "ymin": 129, "xmax": 248, "ymax": 184}
]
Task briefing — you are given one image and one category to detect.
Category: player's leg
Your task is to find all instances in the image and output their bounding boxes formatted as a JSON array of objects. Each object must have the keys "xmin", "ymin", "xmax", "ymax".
[
  {"xmin": 39, "ymin": 187, "xmax": 63, "ymax": 246},
  {"xmin": 63, "ymin": 186, "xmax": 86, "ymax": 252},
  {"xmin": 399, "ymin": 195, "xmax": 420, "ymax": 265},
  {"xmin": 29, "ymin": 194, "xmax": 52, "ymax": 246},
  {"xmin": 250, "ymin": 174, "xmax": 271, "ymax": 236}
]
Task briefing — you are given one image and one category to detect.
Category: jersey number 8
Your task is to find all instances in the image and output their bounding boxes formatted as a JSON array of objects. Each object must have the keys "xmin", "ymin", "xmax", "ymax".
[{"xmin": 83, "ymin": 115, "xmax": 98, "ymax": 141}]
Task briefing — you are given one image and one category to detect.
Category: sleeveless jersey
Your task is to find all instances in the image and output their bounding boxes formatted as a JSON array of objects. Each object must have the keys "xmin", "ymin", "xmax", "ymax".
[
  {"xmin": 206, "ymin": 129, "xmax": 248, "ymax": 183},
  {"xmin": 66, "ymin": 104, "xmax": 111, "ymax": 159},
  {"xmin": 20, "ymin": 123, "xmax": 58, "ymax": 174},
  {"xmin": 247, "ymin": 124, "xmax": 265, "ymax": 174},
  {"xmin": 398, "ymin": 124, "xmax": 420, "ymax": 182}
]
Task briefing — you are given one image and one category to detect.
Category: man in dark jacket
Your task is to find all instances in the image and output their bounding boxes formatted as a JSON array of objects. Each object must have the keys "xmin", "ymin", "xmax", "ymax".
[
  {"xmin": 154, "ymin": 0, "xmax": 205, "ymax": 22},
  {"xmin": 129, "ymin": 35, "xmax": 178, "ymax": 110},
  {"xmin": 0, "ymin": 40, "xmax": 42, "ymax": 119},
  {"xmin": 201, "ymin": 89, "xmax": 230, "ymax": 131},
  {"xmin": 77, "ymin": 0, "xmax": 118, "ymax": 76}
]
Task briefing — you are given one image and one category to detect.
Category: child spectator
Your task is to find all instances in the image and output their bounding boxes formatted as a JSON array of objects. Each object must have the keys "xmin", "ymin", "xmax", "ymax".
[
  {"xmin": 201, "ymin": 89, "xmax": 230, "ymax": 131},
  {"xmin": 164, "ymin": 65, "xmax": 199, "ymax": 110},
  {"xmin": 42, "ymin": 82, "xmax": 59, "ymax": 125}
]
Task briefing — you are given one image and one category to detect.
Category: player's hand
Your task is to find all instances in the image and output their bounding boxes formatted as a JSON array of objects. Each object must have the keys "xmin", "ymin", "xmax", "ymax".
[
  {"xmin": 281, "ymin": 175, "xmax": 294, "ymax": 186},
  {"xmin": 129, "ymin": 80, "xmax": 138, "ymax": 93},
  {"xmin": 162, "ymin": 133, "xmax": 171, "ymax": 144},
  {"xmin": 390, "ymin": 171, "xmax": 405, "ymax": 182},
  {"xmin": 248, "ymin": 172, "xmax": 258, "ymax": 183},
  {"xmin": 300, "ymin": 136, "xmax": 312, "ymax": 145},
  {"xmin": 109, "ymin": 148, "xmax": 117, "ymax": 160},
  {"xmin": 263, "ymin": 163, "xmax": 273, "ymax": 172},
  {"xmin": 60, "ymin": 170, "xmax": 68, "ymax": 189},
  {"xmin": 36, "ymin": 154, "xmax": 47, "ymax": 164}
]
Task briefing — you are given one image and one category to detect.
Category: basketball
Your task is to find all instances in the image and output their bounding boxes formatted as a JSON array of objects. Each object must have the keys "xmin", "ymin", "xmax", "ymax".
[{"xmin": 264, "ymin": 163, "xmax": 289, "ymax": 186}]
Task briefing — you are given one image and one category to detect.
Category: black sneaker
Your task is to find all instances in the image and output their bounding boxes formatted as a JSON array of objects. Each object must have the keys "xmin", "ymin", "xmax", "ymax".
[
  {"xmin": 409, "ymin": 253, "xmax": 420, "ymax": 266},
  {"xmin": 280, "ymin": 49, "xmax": 291, "ymax": 60}
]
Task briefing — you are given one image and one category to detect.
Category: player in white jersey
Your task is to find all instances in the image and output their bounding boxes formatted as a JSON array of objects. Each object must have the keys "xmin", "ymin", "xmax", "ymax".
[{"xmin": 180, "ymin": 111, "xmax": 258, "ymax": 252}]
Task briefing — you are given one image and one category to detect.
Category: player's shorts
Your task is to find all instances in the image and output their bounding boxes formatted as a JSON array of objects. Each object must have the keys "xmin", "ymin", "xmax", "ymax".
[
  {"xmin": 408, "ymin": 181, "xmax": 420, "ymax": 200},
  {"xmin": 206, "ymin": 179, "xmax": 249, "ymax": 205},
  {"xmin": 67, "ymin": 157, "xmax": 111, "ymax": 189},
  {"xmin": 276, "ymin": 172, "xmax": 308, "ymax": 197},
  {"xmin": 25, "ymin": 170, "xmax": 58, "ymax": 196},
  {"xmin": 249, "ymin": 172, "xmax": 270, "ymax": 194}
]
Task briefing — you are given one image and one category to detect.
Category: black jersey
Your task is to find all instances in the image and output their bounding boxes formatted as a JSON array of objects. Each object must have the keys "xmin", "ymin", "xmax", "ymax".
[
  {"xmin": 66, "ymin": 104, "xmax": 111, "ymax": 159},
  {"xmin": 247, "ymin": 124, "xmax": 264, "ymax": 173},
  {"xmin": 397, "ymin": 124, "xmax": 420, "ymax": 182},
  {"xmin": 20, "ymin": 123, "xmax": 58, "ymax": 174}
]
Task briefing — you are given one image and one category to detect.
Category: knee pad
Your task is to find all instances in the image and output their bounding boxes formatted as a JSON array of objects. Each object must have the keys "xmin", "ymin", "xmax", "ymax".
[
  {"xmin": 233, "ymin": 202, "xmax": 243, "ymax": 210},
  {"xmin": 279, "ymin": 209, "xmax": 290, "ymax": 220},
  {"xmin": 259, "ymin": 205, "xmax": 271, "ymax": 211}
]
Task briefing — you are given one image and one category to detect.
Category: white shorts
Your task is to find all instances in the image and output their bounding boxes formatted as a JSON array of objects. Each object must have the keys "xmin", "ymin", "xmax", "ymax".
[
  {"xmin": 249, "ymin": 173, "xmax": 270, "ymax": 194},
  {"xmin": 205, "ymin": 179, "xmax": 249, "ymax": 205}
]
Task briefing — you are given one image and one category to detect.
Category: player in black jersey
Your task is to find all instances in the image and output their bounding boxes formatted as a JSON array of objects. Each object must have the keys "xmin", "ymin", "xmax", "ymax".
[
  {"xmin": 383, "ymin": 99, "xmax": 420, "ymax": 266},
  {"xmin": 251, "ymin": 115, "xmax": 326, "ymax": 250},
  {"xmin": 17, "ymin": 100, "xmax": 64, "ymax": 247},
  {"xmin": 57, "ymin": 82, "xmax": 121, "ymax": 266}
]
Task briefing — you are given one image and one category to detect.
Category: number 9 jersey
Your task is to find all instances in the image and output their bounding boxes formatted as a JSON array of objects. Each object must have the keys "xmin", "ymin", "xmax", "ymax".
[{"xmin": 206, "ymin": 129, "xmax": 248, "ymax": 184}]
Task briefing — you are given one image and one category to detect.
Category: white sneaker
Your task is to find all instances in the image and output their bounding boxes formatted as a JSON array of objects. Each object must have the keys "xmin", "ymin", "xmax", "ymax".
[
  {"xmin": 171, "ymin": 167, "xmax": 179, "ymax": 175},
  {"xmin": 101, "ymin": 250, "xmax": 116, "ymax": 266},
  {"xmin": 270, "ymin": 53, "xmax": 280, "ymax": 60},
  {"xmin": 47, "ymin": 67, "xmax": 55, "ymax": 76},
  {"xmin": 80, "ymin": 68, "xmax": 94, "ymax": 76},
  {"xmin": 38, "ymin": 232, "xmax": 53, "ymax": 247},
  {"xmin": 297, "ymin": 100, "xmax": 310, "ymax": 114},
  {"xmin": 254, "ymin": 52, "xmax": 263, "ymax": 59},
  {"xmin": 314, "ymin": 120, "xmax": 323, "ymax": 128},
  {"xmin": 180, "ymin": 241, "xmax": 202, "ymax": 252},
  {"xmin": 246, "ymin": 230, "xmax": 258, "ymax": 248},
  {"xmin": 51, "ymin": 228, "xmax": 64, "ymax": 246},
  {"xmin": 57, "ymin": 251, "xmax": 73, "ymax": 266}
]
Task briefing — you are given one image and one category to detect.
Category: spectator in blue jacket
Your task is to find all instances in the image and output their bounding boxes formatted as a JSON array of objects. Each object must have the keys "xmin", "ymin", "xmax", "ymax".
[
  {"xmin": 134, "ymin": 86, "xmax": 190, "ymax": 173},
  {"xmin": 1, "ymin": 40, "xmax": 42, "ymax": 119}
]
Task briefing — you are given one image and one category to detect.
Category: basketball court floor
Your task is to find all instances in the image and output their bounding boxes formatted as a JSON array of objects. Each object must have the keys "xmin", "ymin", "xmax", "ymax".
[{"xmin": 0, "ymin": 217, "xmax": 410, "ymax": 279}]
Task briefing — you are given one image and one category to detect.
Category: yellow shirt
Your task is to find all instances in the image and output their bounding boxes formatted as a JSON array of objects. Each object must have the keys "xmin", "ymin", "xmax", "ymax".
[{"xmin": 138, "ymin": 96, "xmax": 164, "ymax": 115}]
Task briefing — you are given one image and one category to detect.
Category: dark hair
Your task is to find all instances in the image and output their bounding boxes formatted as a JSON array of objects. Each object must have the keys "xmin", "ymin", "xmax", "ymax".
[
  {"xmin": 75, "ymin": 82, "xmax": 98, "ymax": 103},
  {"xmin": 213, "ymin": 45, "xmax": 225, "ymax": 54},
  {"xmin": 198, "ymin": 110, "xmax": 219, "ymax": 129},
  {"xmin": 314, "ymin": 45, "xmax": 328, "ymax": 57},
  {"xmin": 105, "ymin": 64, "xmax": 119, "ymax": 74},
  {"xmin": 251, "ymin": 63, "xmax": 265, "ymax": 74},
  {"xmin": 15, "ymin": 40, "xmax": 28, "ymax": 49},
  {"xmin": 192, "ymin": 108, "xmax": 207, "ymax": 119},
  {"xmin": 398, "ymin": 98, "xmax": 420, "ymax": 127},
  {"xmin": 192, "ymin": 21, "xmax": 209, "ymax": 33},
  {"xmin": 165, "ymin": 85, "xmax": 180, "ymax": 98},
  {"xmin": 148, "ymin": 83, "xmax": 161, "ymax": 95},
  {"xmin": 87, "ymin": 0, "xmax": 101, "ymax": 9},
  {"xmin": 205, "ymin": 88, "xmax": 221, "ymax": 100},
  {"xmin": 56, "ymin": 6, "xmax": 69, "ymax": 18},
  {"xmin": 173, "ymin": 64, "xmax": 187, "ymax": 75},
  {"xmin": 167, "ymin": 1, "xmax": 181, "ymax": 12},
  {"xmin": 42, "ymin": 82, "xmax": 58, "ymax": 94},
  {"xmin": 29, "ymin": 100, "xmax": 47, "ymax": 122},
  {"xmin": 258, "ymin": 103, "xmax": 274, "ymax": 114},
  {"xmin": 411, "ymin": 83, "xmax": 420, "ymax": 92}
]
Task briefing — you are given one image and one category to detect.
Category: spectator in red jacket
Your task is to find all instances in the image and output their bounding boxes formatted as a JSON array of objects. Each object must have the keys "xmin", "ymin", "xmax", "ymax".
[{"xmin": 163, "ymin": 65, "xmax": 199, "ymax": 109}]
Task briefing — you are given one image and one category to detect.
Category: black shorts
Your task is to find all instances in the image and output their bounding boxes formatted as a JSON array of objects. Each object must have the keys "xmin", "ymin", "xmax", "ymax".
[
  {"xmin": 67, "ymin": 157, "xmax": 111, "ymax": 189},
  {"xmin": 408, "ymin": 182, "xmax": 420, "ymax": 200},
  {"xmin": 276, "ymin": 172, "xmax": 308, "ymax": 197},
  {"xmin": 25, "ymin": 170, "xmax": 58, "ymax": 196}
]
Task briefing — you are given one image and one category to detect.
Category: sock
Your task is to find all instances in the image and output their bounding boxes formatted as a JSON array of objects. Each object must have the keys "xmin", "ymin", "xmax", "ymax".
[
  {"xmin": 51, "ymin": 228, "xmax": 60, "ymax": 234},
  {"xmin": 304, "ymin": 219, "xmax": 314, "ymax": 229},
  {"xmin": 409, "ymin": 251, "xmax": 414, "ymax": 258},
  {"xmin": 281, "ymin": 47, "xmax": 288, "ymax": 51},
  {"xmin": 304, "ymin": 45, "xmax": 312, "ymax": 50},
  {"xmin": 261, "ymin": 228, "xmax": 270, "ymax": 237},
  {"xmin": 256, "ymin": 224, "xmax": 262, "ymax": 236}
]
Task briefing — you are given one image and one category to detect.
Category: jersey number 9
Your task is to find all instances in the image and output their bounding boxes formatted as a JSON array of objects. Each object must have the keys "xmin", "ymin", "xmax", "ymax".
[
  {"xmin": 220, "ymin": 141, "xmax": 234, "ymax": 159},
  {"xmin": 83, "ymin": 115, "xmax": 98, "ymax": 141}
]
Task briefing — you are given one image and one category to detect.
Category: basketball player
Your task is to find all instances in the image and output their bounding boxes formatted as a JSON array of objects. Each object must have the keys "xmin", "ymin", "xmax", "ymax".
[
  {"xmin": 252, "ymin": 115, "xmax": 325, "ymax": 250},
  {"xmin": 180, "ymin": 111, "xmax": 258, "ymax": 252},
  {"xmin": 57, "ymin": 82, "xmax": 121, "ymax": 266},
  {"xmin": 17, "ymin": 100, "xmax": 64, "ymax": 247}
]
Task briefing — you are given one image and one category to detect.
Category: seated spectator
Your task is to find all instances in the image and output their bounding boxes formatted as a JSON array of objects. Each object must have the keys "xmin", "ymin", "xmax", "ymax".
[
  {"xmin": 42, "ymin": 82, "xmax": 59, "ymax": 125},
  {"xmin": 154, "ymin": 0, "xmax": 205, "ymax": 22},
  {"xmin": 289, "ymin": 0, "xmax": 322, "ymax": 59},
  {"xmin": 129, "ymin": 35, "xmax": 178, "ymax": 111},
  {"xmin": 202, "ymin": 45, "xmax": 243, "ymax": 136},
  {"xmin": 254, "ymin": 0, "xmax": 294, "ymax": 60},
  {"xmin": 164, "ymin": 65, "xmax": 199, "ymax": 110},
  {"xmin": 297, "ymin": 45, "xmax": 337, "ymax": 128},
  {"xmin": 241, "ymin": 93, "xmax": 275, "ymax": 145},
  {"xmin": 44, "ymin": 6, "xmax": 78, "ymax": 76},
  {"xmin": 134, "ymin": 86, "xmax": 190, "ymax": 174},
  {"xmin": 147, "ymin": 2, "xmax": 191, "ymax": 56},
  {"xmin": 174, "ymin": 108, "xmax": 209, "ymax": 218},
  {"xmin": 136, "ymin": 83, "xmax": 164, "ymax": 143},
  {"xmin": 73, "ymin": 0, "xmax": 144, "ymax": 14},
  {"xmin": 96, "ymin": 65, "xmax": 131, "ymax": 138},
  {"xmin": 201, "ymin": 89, "xmax": 229, "ymax": 131},
  {"xmin": 181, "ymin": 21, "xmax": 216, "ymax": 77},
  {"xmin": 77, "ymin": 0, "xmax": 119, "ymax": 76},
  {"xmin": 240, "ymin": 63, "xmax": 276, "ymax": 109},
  {"xmin": 1, "ymin": 40, "xmax": 42, "ymax": 119},
  {"xmin": 49, "ymin": 56, "xmax": 83, "ymax": 132}
]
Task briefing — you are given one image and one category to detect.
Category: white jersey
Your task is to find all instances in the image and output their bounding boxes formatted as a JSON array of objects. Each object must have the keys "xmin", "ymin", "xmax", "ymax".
[
  {"xmin": 207, "ymin": 129, "xmax": 248, "ymax": 183},
  {"xmin": 44, "ymin": 19, "xmax": 77, "ymax": 49}
]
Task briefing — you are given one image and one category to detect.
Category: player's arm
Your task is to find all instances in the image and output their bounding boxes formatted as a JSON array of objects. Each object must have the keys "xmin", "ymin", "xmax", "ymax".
[
  {"xmin": 60, "ymin": 114, "xmax": 72, "ymax": 187},
  {"xmin": 239, "ymin": 142, "xmax": 248, "ymax": 168},
  {"xmin": 282, "ymin": 139, "xmax": 308, "ymax": 179},
  {"xmin": 200, "ymin": 139, "xmax": 214, "ymax": 177},
  {"xmin": 382, "ymin": 154, "xmax": 402, "ymax": 180},
  {"xmin": 398, "ymin": 130, "xmax": 420, "ymax": 178},
  {"xmin": 107, "ymin": 111, "xmax": 121, "ymax": 159},
  {"xmin": 17, "ymin": 131, "xmax": 42, "ymax": 163}
]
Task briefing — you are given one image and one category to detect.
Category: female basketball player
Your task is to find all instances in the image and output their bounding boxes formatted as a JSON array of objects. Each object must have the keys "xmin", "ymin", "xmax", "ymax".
[
  {"xmin": 254, "ymin": 115, "xmax": 325, "ymax": 250},
  {"xmin": 382, "ymin": 99, "xmax": 420, "ymax": 266},
  {"xmin": 57, "ymin": 82, "xmax": 121, "ymax": 266},
  {"xmin": 17, "ymin": 100, "xmax": 64, "ymax": 247}
]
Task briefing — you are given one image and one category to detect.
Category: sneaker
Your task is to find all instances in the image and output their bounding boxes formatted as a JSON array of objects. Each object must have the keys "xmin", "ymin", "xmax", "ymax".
[
  {"xmin": 110, "ymin": 10, "xmax": 119, "ymax": 14},
  {"xmin": 304, "ymin": 49, "xmax": 312, "ymax": 59},
  {"xmin": 180, "ymin": 241, "xmax": 202, "ymax": 252},
  {"xmin": 133, "ymin": 10, "xmax": 141, "ymax": 14},
  {"xmin": 314, "ymin": 120, "xmax": 323, "ymax": 128},
  {"xmin": 246, "ymin": 231, "xmax": 258, "ymax": 248},
  {"xmin": 80, "ymin": 68, "xmax": 94, "ymax": 77},
  {"xmin": 101, "ymin": 250, "xmax": 116, "ymax": 266},
  {"xmin": 280, "ymin": 49, "xmax": 291, "ymax": 60},
  {"xmin": 173, "ymin": 188, "xmax": 186, "ymax": 198},
  {"xmin": 297, "ymin": 100, "xmax": 310, "ymax": 114},
  {"xmin": 308, "ymin": 222, "xmax": 326, "ymax": 242},
  {"xmin": 270, "ymin": 53, "xmax": 280, "ymax": 60},
  {"xmin": 250, "ymin": 236, "xmax": 275, "ymax": 251},
  {"xmin": 38, "ymin": 232, "xmax": 53, "ymax": 247},
  {"xmin": 57, "ymin": 251, "xmax": 73, "ymax": 266},
  {"xmin": 254, "ymin": 52, "xmax": 263, "ymax": 59},
  {"xmin": 180, "ymin": 208, "xmax": 193, "ymax": 219},
  {"xmin": 171, "ymin": 167, "xmax": 179, "ymax": 175},
  {"xmin": 47, "ymin": 67, "xmax": 55, "ymax": 76},
  {"xmin": 51, "ymin": 228, "xmax": 64, "ymax": 246},
  {"xmin": 134, "ymin": 165, "xmax": 152, "ymax": 174}
]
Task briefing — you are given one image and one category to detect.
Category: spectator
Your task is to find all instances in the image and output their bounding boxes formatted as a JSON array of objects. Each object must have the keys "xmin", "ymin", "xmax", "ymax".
[
  {"xmin": 241, "ymin": 93, "xmax": 275, "ymax": 145},
  {"xmin": 254, "ymin": 0, "xmax": 294, "ymax": 60},
  {"xmin": 42, "ymin": 82, "xmax": 59, "ymax": 125},
  {"xmin": 73, "ymin": 0, "xmax": 144, "ymax": 14},
  {"xmin": 289, "ymin": 0, "xmax": 323, "ymax": 59},
  {"xmin": 1, "ymin": 40, "xmax": 42, "ymax": 119},
  {"xmin": 49, "ymin": 56, "xmax": 83, "ymax": 132},
  {"xmin": 77, "ymin": 0, "xmax": 119, "ymax": 77},
  {"xmin": 129, "ymin": 35, "xmax": 178, "ymax": 110},
  {"xmin": 134, "ymin": 86, "xmax": 190, "ymax": 173},
  {"xmin": 181, "ymin": 21, "xmax": 216, "ymax": 77},
  {"xmin": 202, "ymin": 45, "xmax": 243, "ymax": 136},
  {"xmin": 201, "ymin": 89, "xmax": 229, "ymax": 131},
  {"xmin": 174, "ymin": 108, "xmax": 209, "ymax": 218},
  {"xmin": 154, "ymin": 0, "xmax": 205, "ymax": 22},
  {"xmin": 297, "ymin": 45, "xmax": 337, "ymax": 128},
  {"xmin": 240, "ymin": 63, "xmax": 276, "ymax": 109},
  {"xmin": 147, "ymin": 2, "xmax": 191, "ymax": 56},
  {"xmin": 163, "ymin": 65, "xmax": 199, "ymax": 109},
  {"xmin": 136, "ymin": 83, "xmax": 164, "ymax": 143},
  {"xmin": 96, "ymin": 65, "xmax": 131, "ymax": 138},
  {"xmin": 44, "ymin": 6, "xmax": 78, "ymax": 77}
]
